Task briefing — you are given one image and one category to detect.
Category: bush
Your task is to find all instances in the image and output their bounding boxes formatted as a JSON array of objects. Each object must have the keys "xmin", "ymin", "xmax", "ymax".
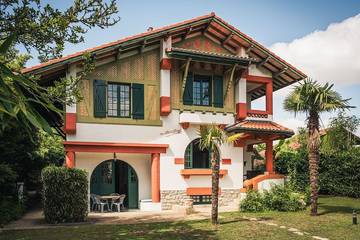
[
  {"xmin": 239, "ymin": 185, "xmax": 307, "ymax": 212},
  {"xmin": 263, "ymin": 185, "xmax": 307, "ymax": 212},
  {"xmin": 239, "ymin": 190, "xmax": 265, "ymax": 212},
  {"xmin": 42, "ymin": 166, "xmax": 88, "ymax": 223},
  {"xmin": 0, "ymin": 198, "xmax": 25, "ymax": 226}
]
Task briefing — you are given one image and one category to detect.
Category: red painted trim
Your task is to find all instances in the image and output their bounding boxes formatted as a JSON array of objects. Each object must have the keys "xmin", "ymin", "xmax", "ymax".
[
  {"xmin": 180, "ymin": 122, "xmax": 190, "ymax": 129},
  {"xmin": 160, "ymin": 58, "xmax": 172, "ymax": 70},
  {"xmin": 160, "ymin": 96, "xmax": 171, "ymax": 116},
  {"xmin": 65, "ymin": 113, "xmax": 76, "ymax": 134},
  {"xmin": 180, "ymin": 169, "xmax": 228, "ymax": 178},
  {"xmin": 266, "ymin": 81, "xmax": 273, "ymax": 114},
  {"xmin": 246, "ymin": 75, "xmax": 272, "ymax": 83},
  {"xmin": 265, "ymin": 140, "xmax": 274, "ymax": 173},
  {"xmin": 63, "ymin": 141, "xmax": 168, "ymax": 154},
  {"xmin": 174, "ymin": 158, "xmax": 184, "ymax": 164},
  {"xmin": 236, "ymin": 103, "xmax": 247, "ymax": 120},
  {"xmin": 151, "ymin": 153, "xmax": 160, "ymax": 203},
  {"xmin": 233, "ymin": 140, "xmax": 245, "ymax": 148},
  {"xmin": 186, "ymin": 187, "xmax": 221, "ymax": 196},
  {"xmin": 65, "ymin": 151, "xmax": 75, "ymax": 168},
  {"xmin": 221, "ymin": 158, "xmax": 231, "ymax": 165}
]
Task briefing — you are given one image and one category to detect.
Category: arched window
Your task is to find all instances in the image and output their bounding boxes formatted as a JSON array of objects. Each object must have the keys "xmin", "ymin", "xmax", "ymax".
[{"xmin": 184, "ymin": 138, "xmax": 219, "ymax": 169}]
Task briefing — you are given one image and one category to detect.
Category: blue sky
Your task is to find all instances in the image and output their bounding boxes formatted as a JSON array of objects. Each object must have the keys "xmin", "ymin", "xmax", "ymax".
[{"xmin": 28, "ymin": 0, "xmax": 360, "ymax": 133}]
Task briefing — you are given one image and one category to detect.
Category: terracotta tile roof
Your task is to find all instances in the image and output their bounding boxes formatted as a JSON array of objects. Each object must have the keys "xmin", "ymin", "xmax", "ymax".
[
  {"xmin": 22, "ymin": 13, "xmax": 215, "ymax": 74},
  {"xmin": 225, "ymin": 120, "xmax": 294, "ymax": 136},
  {"xmin": 168, "ymin": 47, "xmax": 258, "ymax": 62},
  {"xmin": 22, "ymin": 12, "xmax": 307, "ymax": 82}
]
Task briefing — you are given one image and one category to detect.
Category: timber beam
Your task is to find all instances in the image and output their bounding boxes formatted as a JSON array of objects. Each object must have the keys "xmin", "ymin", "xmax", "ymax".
[
  {"xmin": 224, "ymin": 64, "xmax": 237, "ymax": 100},
  {"xmin": 181, "ymin": 58, "xmax": 192, "ymax": 98},
  {"xmin": 273, "ymin": 67, "xmax": 288, "ymax": 78},
  {"xmin": 184, "ymin": 27, "xmax": 193, "ymax": 39},
  {"xmin": 222, "ymin": 33, "xmax": 234, "ymax": 46},
  {"xmin": 246, "ymin": 44, "xmax": 254, "ymax": 54},
  {"xmin": 257, "ymin": 56, "xmax": 271, "ymax": 67}
]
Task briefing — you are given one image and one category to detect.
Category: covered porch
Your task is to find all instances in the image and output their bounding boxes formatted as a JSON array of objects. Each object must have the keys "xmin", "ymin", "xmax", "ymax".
[
  {"xmin": 225, "ymin": 120, "xmax": 294, "ymax": 191},
  {"xmin": 63, "ymin": 141, "xmax": 168, "ymax": 211}
]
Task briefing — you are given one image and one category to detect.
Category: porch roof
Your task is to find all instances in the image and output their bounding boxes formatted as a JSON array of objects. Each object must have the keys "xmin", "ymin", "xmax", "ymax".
[{"xmin": 225, "ymin": 120, "xmax": 294, "ymax": 138}]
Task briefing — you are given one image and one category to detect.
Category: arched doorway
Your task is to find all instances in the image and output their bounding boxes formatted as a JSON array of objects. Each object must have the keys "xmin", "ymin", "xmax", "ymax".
[
  {"xmin": 90, "ymin": 159, "xmax": 139, "ymax": 209},
  {"xmin": 184, "ymin": 138, "xmax": 219, "ymax": 169}
]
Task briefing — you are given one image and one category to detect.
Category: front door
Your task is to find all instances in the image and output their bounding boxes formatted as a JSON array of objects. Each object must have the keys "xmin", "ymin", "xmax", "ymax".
[
  {"xmin": 91, "ymin": 160, "xmax": 116, "ymax": 195},
  {"xmin": 127, "ymin": 166, "xmax": 139, "ymax": 209}
]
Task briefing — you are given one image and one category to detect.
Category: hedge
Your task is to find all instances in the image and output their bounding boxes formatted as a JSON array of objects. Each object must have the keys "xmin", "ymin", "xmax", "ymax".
[
  {"xmin": 275, "ymin": 147, "xmax": 360, "ymax": 198},
  {"xmin": 42, "ymin": 166, "xmax": 88, "ymax": 223},
  {"xmin": 0, "ymin": 198, "xmax": 25, "ymax": 226}
]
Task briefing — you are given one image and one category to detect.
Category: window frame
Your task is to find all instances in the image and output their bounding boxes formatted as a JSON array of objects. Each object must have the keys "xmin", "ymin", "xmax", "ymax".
[
  {"xmin": 192, "ymin": 74, "xmax": 212, "ymax": 107},
  {"xmin": 184, "ymin": 138, "xmax": 219, "ymax": 169},
  {"xmin": 106, "ymin": 82, "xmax": 132, "ymax": 118}
]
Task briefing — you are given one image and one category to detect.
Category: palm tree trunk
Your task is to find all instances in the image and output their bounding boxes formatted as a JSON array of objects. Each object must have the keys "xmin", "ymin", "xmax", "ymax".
[
  {"xmin": 308, "ymin": 110, "xmax": 320, "ymax": 216},
  {"xmin": 211, "ymin": 149, "xmax": 219, "ymax": 225}
]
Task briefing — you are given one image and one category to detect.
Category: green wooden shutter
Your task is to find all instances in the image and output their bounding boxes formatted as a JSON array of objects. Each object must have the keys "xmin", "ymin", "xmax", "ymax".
[
  {"xmin": 93, "ymin": 80, "xmax": 107, "ymax": 117},
  {"xmin": 184, "ymin": 143, "xmax": 193, "ymax": 169},
  {"xmin": 213, "ymin": 75, "xmax": 223, "ymax": 108},
  {"xmin": 183, "ymin": 72, "xmax": 193, "ymax": 105},
  {"xmin": 132, "ymin": 83, "xmax": 144, "ymax": 119}
]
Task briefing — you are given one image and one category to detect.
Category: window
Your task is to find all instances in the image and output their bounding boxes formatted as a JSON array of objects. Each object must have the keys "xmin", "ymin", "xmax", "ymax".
[
  {"xmin": 107, "ymin": 83, "xmax": 130, "ymax": 117},
  {"xmin": 193, "ymin": 74, "xmax": 211, "ymax": 106},
  {"xmin": 184, "ymin": 138, "xmax": 219, "ymax": 169},
  {"xmin": 191, "ymin": 195, "xmax": 211, "ymax": 205}
]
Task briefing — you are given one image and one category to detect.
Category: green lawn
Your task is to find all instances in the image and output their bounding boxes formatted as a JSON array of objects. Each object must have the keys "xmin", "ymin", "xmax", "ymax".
[{"xmin": 1, "ymin": 196, "xmax": 359, "ymax": 240}]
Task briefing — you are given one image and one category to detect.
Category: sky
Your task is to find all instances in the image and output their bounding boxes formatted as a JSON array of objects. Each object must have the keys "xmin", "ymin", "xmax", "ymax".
[{"xmin": 27, "ymin": 0, "xmax": 360, "ymax": 134}]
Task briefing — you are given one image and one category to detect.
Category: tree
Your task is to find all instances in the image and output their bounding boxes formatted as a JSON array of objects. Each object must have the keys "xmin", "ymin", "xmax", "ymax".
[
  {"xmin": 321, "ymin": 111, "xmax": 360, "ymax": 154},
  {"xmin": 198, "ymin": 125, "xmax": 241, "ymax": 225},
  {"xmin": 284, "ymin": 79, "xmax": 353, "ymax": 216},
  {"xmin": 0, "ymin": 0, "xmax": 119, "ymax": 135}
]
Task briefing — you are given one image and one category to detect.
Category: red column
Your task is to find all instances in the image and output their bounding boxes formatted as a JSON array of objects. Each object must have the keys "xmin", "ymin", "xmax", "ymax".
[
  {"xmin": 265, "ymin": 140, "xmax": 274, "ymax": 173},
  {"xmin": 266, "ymin": 81, "xmax": 273, "ymax": 114},
  {"xmin": 151, "ymin": 153, "xmax": 160, "ymax": 203},
  {"xmin": 65, "ymin": 151, "xmax": 75, "ymax": 168}
]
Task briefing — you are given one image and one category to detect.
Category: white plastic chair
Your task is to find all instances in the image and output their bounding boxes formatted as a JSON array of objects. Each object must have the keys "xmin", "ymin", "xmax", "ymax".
[
  {"xmin": 111, "ymin": 194, "xmax": 126, "ymax": 212},
  {"xmin": 94, "ymin": 195, "xmax": 109, "ymax": 212}
]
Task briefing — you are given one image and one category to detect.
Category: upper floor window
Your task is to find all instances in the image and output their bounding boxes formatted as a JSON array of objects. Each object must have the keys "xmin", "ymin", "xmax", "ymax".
[
  {"xmin": 93, "ymin": 80, "xmax": 144, "ymax": 119},
  {"xmin": 193, "ymin": 74, "xmax": 211, "ymax": 106},
  {"xmin": 107, "ymin": 83, "xmax": 131, "ymax": 117},
  {"xmin": 183, "ymin": 72, "xmax": 223, "ymax": 108},
  {"xmin": 184, "ymin": 138, "xmax": 219, "ymax": 169}
]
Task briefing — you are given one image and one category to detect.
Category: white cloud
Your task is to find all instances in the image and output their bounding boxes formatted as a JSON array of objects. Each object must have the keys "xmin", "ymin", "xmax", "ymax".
[
  {"xmin": 277, "ymin": 118, "xmax": 305, "ymax": 133},
  {"xmin": 270, "ymin": 14, "xmax": 360, "ymax": 86}
]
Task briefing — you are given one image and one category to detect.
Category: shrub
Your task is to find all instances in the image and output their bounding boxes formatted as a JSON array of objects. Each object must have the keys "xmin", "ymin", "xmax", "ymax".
[
  {"xmin": 42, "ymin": 166, "xmax": 88, "ymax": 223},
  {"xmin": 0, "ymin": 198, "xmax": 25, "ymax": 226},
  {"xmin": 239, "ymin": 185, "xmax": 307, "ymax": 212},
  {"xmin": 239, "ymin": 190, "xmax": 265, "ymax": 212},
  {"xmin": 263, "ymin": 185, "xmax": 307, "ymax": 212}
]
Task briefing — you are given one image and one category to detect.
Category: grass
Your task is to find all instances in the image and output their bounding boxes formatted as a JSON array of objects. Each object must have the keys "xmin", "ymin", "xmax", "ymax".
[{"xmin": 1, "ymin": 196, "xmax": 359, "ymax": 240}]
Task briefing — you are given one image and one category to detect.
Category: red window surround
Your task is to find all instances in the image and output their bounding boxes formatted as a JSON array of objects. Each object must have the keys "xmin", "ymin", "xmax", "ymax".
[{"xmin": 246, "ymin": 75, "xmax": 273, "ymax": 115}]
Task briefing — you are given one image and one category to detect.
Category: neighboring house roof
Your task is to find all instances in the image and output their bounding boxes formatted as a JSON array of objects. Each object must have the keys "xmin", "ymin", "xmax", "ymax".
[
  {"xmin": 22, "ymin": 12, "xmax": 307, "ymax": 99},
  {"xmin": 225, "ymin": 120, "xmax": 294, "ymax": 137}
]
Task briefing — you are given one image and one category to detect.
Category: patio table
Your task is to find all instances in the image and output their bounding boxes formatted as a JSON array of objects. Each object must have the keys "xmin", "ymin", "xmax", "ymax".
[{"xmin": 99, "ymin": 195, "xmax": 120, "ymax": 211}]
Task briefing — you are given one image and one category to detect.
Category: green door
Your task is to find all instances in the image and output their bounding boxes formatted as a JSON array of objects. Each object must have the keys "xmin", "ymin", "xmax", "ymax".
[
  {"xmin": 127, "ymin": 166, "xmax": 138, "ymax": 209},
  {"xmin": 90, "ymin": 160, "xmax": 116, "ymax": 195}
]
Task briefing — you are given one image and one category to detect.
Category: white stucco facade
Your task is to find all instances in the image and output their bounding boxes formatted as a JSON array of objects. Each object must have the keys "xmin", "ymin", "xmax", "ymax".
[{"xmin": 70, "ymin": 110, "xmax": 248, "ymax": 209}]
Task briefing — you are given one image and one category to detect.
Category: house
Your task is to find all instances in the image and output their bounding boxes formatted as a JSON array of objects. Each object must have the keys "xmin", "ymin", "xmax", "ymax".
[{"xmin": 23, "ymin": 13, "xmax": 306, "ymax": 211}]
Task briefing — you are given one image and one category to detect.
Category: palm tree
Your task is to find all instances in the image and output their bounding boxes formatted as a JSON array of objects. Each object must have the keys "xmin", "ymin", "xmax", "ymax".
[
  {"xmin": 198, "ymin": 125, "xmax": 241, "ymax": 224},
  {"xmin": 284, "ymin": 79, "xmax": 353, "ymax": 216}
]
